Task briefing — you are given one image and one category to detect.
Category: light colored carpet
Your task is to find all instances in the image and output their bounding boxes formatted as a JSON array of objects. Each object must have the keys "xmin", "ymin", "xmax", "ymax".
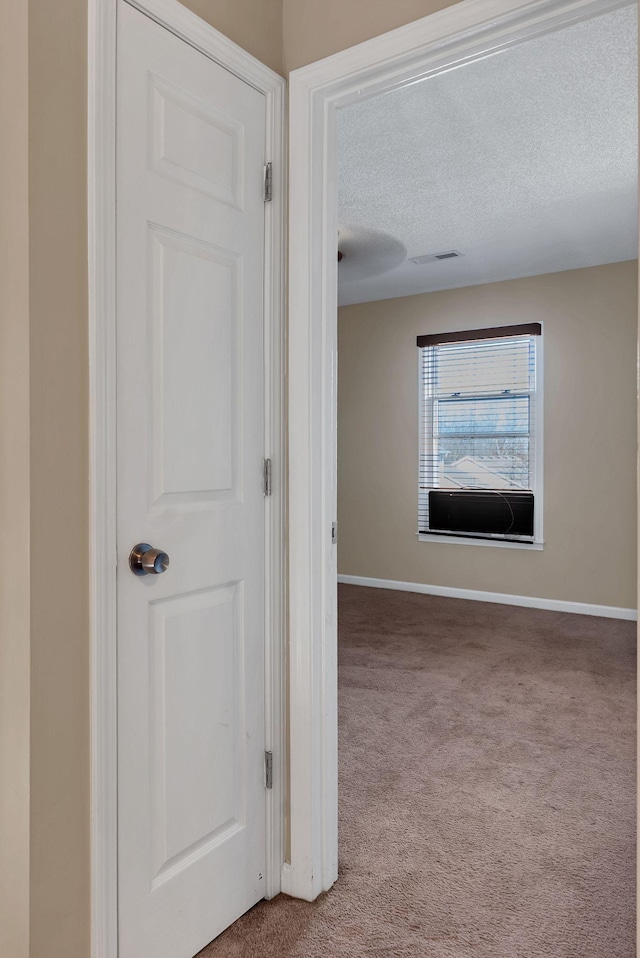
[{"xmin": 200, "ymin": 585, "xmax": 636, "ymax": 957}]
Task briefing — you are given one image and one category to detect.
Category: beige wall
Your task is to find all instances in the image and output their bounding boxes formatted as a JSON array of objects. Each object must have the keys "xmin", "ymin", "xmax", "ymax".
[
  {"xmin": 184, "ymin": 0, "xmax": 283, "ymax": 72},
  {"xmin": 282, "ymin": 0, "xmax": 457, "ymax": 72},
  {"xmin": 28, "ymin": 1, "xmax": 90, "ymax": 954},
  {"xmin": 337, "ymin": 263, "xmax": 638, "ymax": 608},
  {"xmin": 0, "ymin": 2, "xmax": 30, "ymax": 956}
]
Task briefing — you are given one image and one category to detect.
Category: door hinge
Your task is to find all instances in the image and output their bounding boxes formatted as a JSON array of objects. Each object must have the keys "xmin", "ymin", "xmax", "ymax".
[
  {"xmin": 332, "ymin": 522, "xmax": 338, "ymax": 544},
  {"xmin": 263, "ymin": 458, "xmax": 272, "ymax": 497},
  {"xmin": 263, "ymin": 162, "xmax": 273, "ymax": 203},
  {"xmin": 265, "ymin": 751, "xmax": 273, "ymax": 789}
]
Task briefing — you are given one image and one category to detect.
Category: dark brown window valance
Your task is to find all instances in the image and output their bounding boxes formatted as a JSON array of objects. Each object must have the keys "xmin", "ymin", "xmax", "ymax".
[{"xmin": 417, "ymin": 322, "xmax": 542, "ymax": 348}]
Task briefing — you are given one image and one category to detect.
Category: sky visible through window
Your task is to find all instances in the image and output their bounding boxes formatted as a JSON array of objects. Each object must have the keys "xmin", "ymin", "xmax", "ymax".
[{"xmin": 429, "ymin": 337, "xmax": 535, "ymax": 491}]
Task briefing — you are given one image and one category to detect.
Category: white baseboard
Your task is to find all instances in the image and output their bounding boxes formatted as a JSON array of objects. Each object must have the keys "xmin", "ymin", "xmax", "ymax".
[{"xmin": 337, "ymin": 574, "xmax": 638, "ymax": 621}]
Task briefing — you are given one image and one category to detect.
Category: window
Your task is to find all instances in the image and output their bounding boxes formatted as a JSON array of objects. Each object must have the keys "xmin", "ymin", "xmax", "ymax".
[{"xmin": 418, "ymin": 323, "xmax": 542, "ymax": 544}]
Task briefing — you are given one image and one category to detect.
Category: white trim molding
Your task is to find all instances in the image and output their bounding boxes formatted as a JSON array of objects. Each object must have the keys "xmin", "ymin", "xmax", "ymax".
[
  {"xmin": 337, "ymin": 575, "xmax": 638, "ymax": 622},
  {"xmin": 287, "ymin": 0, "xmax": 634, "ymax": 904},
  {"xmin": 88, "ymin": 2, "xmax": 286, "ymax": 955}
]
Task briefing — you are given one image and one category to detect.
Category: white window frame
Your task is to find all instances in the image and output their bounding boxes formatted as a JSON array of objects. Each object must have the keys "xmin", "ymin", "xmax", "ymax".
[{"xmin": 417, "ymin": 331, "xmax": 544, "ymax": 549}]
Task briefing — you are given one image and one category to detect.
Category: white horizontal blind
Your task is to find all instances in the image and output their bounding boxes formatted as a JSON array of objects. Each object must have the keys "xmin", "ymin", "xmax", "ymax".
[{"xmin": 418, "ymin": 329, "xmax": 538, "ymax": 535}]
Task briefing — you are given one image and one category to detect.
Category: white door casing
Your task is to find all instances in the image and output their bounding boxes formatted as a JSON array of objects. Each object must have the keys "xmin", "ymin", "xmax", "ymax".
[{"xmin": 116, "ymin": 3, "xmax": 275, "ymax": 955}]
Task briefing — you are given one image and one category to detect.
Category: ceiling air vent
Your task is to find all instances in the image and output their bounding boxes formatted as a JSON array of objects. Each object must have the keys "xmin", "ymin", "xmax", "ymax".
[{"xmin": 411, "ymin": 250, "xmax": 464, "ymax": 265}]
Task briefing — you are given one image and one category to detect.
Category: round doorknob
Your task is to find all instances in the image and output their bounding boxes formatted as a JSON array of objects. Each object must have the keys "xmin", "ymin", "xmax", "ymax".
[{"xmin": 129, "ymin": 543, "xmax": 170, "ymax": 576}]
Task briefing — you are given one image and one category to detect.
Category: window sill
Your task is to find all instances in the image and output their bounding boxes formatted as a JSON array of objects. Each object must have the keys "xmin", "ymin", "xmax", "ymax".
[{"xmin": 417, "ymin": 533, "xmax": 544, "ymax": 551}]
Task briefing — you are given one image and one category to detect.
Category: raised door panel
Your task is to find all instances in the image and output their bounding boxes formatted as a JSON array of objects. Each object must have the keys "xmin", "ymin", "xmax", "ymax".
[
  {"xmin": 149, "ymin": 74, "xmax": 244, "ymax": 208},
  {"xmin": 148, "ymin": 226, "xmax": 241, "ymax": 505},
  {"xmin": 149, "ymin": 583, "xmax": 245, "ymax": 886}
]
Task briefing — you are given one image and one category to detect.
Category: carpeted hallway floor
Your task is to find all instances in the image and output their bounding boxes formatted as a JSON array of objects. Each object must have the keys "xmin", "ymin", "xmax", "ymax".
[{"xmin": 200, "ymin": 584, "xmax": 636, "ymax": 957}]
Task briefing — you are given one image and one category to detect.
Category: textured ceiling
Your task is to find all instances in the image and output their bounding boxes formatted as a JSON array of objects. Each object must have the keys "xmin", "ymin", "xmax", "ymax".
[{"xmin": 337, "ymin": 4, "xmax": 638, "ymax": 306}]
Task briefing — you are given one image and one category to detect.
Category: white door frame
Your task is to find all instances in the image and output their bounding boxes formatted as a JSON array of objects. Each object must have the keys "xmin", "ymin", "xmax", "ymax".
[
  {"xmin": 286, "ymin": 0, "xmax": 632, "ymax": 903},
  {"xmin": 88, "ymin": 1, "xmax": 286, "ymax": 955}
]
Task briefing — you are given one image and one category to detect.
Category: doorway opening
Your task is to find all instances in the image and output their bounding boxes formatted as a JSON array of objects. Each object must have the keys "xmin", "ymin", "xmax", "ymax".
[
  {"xmin": 333, "ymin": 4, "xmax": 636, "ymax": 950},
  {"xmin": 286, "ymin": 0, "xmax": 637, "ymax": 952}
]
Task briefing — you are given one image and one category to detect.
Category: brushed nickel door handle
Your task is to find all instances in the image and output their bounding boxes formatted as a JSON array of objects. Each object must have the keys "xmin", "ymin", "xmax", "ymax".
[{"xmin": 129, "ymin": 543, "xmax": 170, "ymax": 576}]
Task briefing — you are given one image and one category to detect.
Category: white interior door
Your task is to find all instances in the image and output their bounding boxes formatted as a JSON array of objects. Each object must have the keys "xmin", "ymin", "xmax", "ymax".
[{"xmin": 116, "ymin": 3, "xmax": 268, "ymax": 955}]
